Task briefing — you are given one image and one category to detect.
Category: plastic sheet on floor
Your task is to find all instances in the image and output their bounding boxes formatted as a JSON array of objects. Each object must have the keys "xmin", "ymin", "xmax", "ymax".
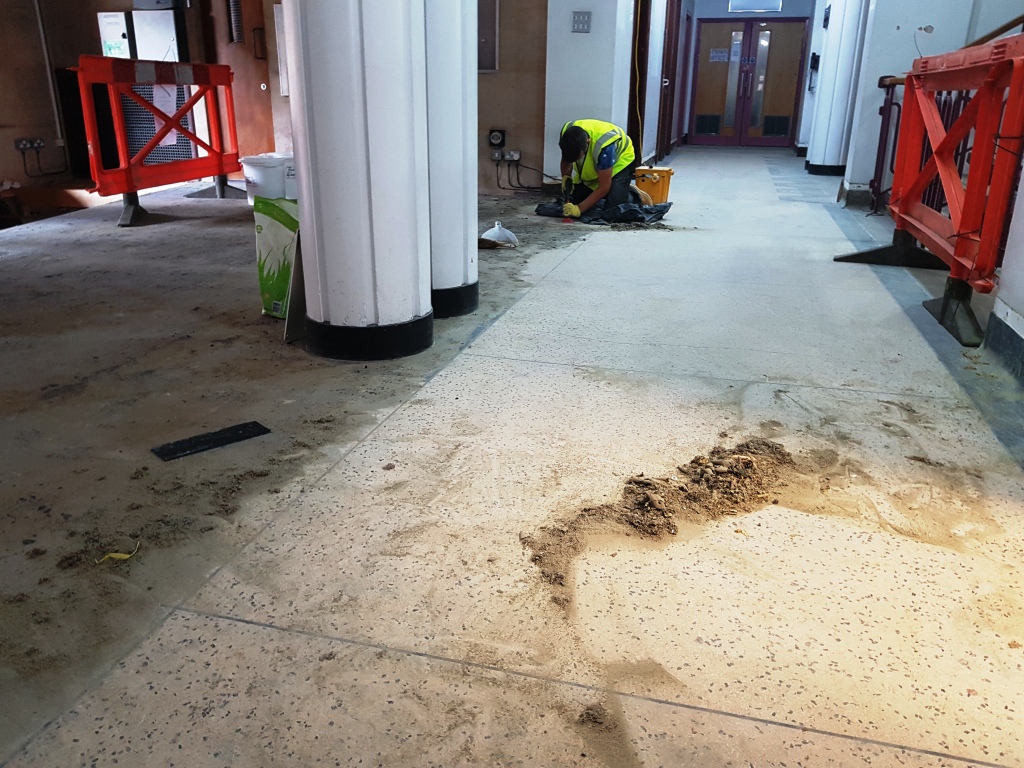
[{"xmin": 534, "ymin": 199, "xmax": 672, "ymax": 225}]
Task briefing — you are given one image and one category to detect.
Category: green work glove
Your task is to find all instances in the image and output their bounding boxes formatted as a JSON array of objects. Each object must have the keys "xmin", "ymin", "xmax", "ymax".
[
  {"xmin": 561, "ymin": 175, "xmax": 573, "ymax": 196},
  {"xmin": 563, "ymin": 202, "xmax": 581, "ymax": 218}
]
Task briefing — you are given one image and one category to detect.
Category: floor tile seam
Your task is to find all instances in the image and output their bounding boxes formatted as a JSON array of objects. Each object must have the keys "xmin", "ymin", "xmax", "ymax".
[
  {"xmin": 0, "ymin": 603, "xmax": 180, "ymax": 768},
  {"xmin": 0, "ymin": 237, "xmax": 590, "ymax": 767},
  {"xmin": 172, "ymin": 606, "xmax": 1011, "ymax": 768},
  {"xmin": 592, "ymin": 228, "xmax": 855, "ymax": 244},
  {"xmin": 0, "ymin": 240, "xmax": 592, "ymax": 766},
  {"xmin": 184, "ymin": 238, "xmax": 593, "ymax": 569},
  {"xmin": 867, "ymin": 265, "xmax": 1024, "ymax": 472},
  {"xmin": 524, "ymin": 273, "xmax": 900, "ymax": 291},
  {"xmin": 434, "ymin": 237, "xmax": 592, "ymax": 369},
  {"xmin": 471, "ymin": 333, "xmax": 929, "ymax": 364},
  {"xmin": 182, "ymin": 241, "xmax": 592, "ymax": 559},
  {"xmin": 179, "ymin": 239, "xmax": 595, "ymax": 585},
  {"xmin": 0, "ymin": 394, "xmax": 423, "ymax": 765},
  {"xmin": 470, "ymin": 332, "xmax": 936, "ymax": 364},
  {"xmin": 459, "ymin": 351, "xmax": 967, "ymax": 403}
]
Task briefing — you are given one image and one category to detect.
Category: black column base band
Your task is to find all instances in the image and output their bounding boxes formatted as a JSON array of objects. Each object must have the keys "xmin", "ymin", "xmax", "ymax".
[
  {"xmin": 432, "ymin": 281, "xmax": 479, "ymax": 319},
  {"xmin": 986, "ymin": 313, "xmax": 1024, "ymax": 385},
  {"xmin": 805, "ymin": 162, "xmax": 846, "ymax": 176},
  {"xmin": 305, "ymin": 312, "xmax": 433, "ymax": 360}
]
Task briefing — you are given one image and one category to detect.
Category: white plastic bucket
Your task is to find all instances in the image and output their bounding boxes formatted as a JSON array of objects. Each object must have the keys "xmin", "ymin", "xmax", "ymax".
[
  {"xmin": 268, "ymin": 153, "xmax": 298, "ymax": 200},
  {"xmin": 240, "ymin": 155, "xmax": 286, "ymax": 205}
]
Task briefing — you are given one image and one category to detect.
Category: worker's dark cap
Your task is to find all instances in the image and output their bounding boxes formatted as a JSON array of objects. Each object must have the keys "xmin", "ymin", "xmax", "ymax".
[{"xmin": 559, "ymin": 126, "xmax": 588, "ymax": 163}]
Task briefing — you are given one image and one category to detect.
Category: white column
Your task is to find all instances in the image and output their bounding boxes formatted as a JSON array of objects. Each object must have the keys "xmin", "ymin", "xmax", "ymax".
[
  {"xmin": 806, "ymin": 0, "xmax": 869, "ymax": 172},
  {"xmin": 995, "ymin": 178, "xmax": 1024, "ymax": 329},
  {"xmin": 283, "ymin": 0, "xmax": 432, "ymax": 359},
  {"xmin": 425, "ymin": 0, "xmax": 479, "ymax": 318}
]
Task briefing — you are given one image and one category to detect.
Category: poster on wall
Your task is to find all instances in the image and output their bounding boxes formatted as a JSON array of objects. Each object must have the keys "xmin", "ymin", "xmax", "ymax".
[{"xmin": 710, "ymin": 48, "xmax": 729, "ymax": 62}]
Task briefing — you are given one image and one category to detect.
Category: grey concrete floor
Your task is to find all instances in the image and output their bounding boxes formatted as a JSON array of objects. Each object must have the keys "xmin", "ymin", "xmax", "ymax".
[{"xmin": 2, "ymin": 148, "xmax": 1024, "ymax": 767}]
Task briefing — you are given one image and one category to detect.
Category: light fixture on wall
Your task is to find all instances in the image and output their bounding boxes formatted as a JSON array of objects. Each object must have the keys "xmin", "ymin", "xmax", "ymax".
[{"xmin": 728, "ymin": 0, "xmax": 783, "ymax": 12}]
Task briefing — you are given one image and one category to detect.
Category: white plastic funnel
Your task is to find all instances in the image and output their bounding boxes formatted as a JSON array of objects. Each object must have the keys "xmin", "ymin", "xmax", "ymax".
[{"xmin": 480, "ymin": 221, "xmax": 520, "ymax": 247}]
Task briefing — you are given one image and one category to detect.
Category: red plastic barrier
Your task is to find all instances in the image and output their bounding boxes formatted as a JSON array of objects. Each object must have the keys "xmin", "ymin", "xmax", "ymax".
[
  {"xmin": 890, "ymin": 34, "xmax": 1024, "ymax": 293},
  {"xmin": 74, "ymin": 55, "xmax": 241, "ymax": 196}
]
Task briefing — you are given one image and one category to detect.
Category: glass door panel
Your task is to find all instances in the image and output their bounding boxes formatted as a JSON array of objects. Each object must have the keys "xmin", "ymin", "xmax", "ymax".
[
  {"xmin": 742, "ymin": 21, "xmax": 806, "ymax": 145},
  {"xmin": 748, "ymin": 30, "xmax": 771, "ymax": 132},
  {"xmin": 691, "ymin": 22, "xmax": 746, "ymax": 140},
  {"xmin": 690, "ymin": 19, "xmax": 807, "ymax": 147}
]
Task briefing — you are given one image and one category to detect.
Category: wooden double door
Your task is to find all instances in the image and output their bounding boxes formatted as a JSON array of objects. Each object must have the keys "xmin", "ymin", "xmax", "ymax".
[{"xmin": 689, "ymin": 19, "xmax": 808, "ymax": 147}]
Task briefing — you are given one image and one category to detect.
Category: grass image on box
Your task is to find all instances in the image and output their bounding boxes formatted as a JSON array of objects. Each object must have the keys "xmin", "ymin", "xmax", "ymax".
[{"xmin": 253, "ymin": 197, "xmax": 299, "ymax": 319}]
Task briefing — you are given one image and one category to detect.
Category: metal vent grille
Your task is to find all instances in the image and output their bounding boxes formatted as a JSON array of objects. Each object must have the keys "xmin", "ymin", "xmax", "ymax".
[
  {"xmin": 763, "ymin": 115, "xmax": 790, "ymax": 137},
  {"xmin": 227, "ymin": 0, "xmax": 244, "ymax": 43},
  {"xmin": 695, "ymin": 114, "xmax": 721, "ymax": 135},
  {"xmin": 121, "ymin": 86, "xmax": 197, "ymax": 165}
]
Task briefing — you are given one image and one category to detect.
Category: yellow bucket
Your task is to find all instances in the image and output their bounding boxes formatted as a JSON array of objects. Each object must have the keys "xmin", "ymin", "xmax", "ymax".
[{"xmin": 633, "ymin": 166, "xmax": 674, "ymax": 204}]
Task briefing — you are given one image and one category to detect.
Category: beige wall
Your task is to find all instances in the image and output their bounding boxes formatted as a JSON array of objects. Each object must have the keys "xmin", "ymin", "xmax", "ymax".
[
  {"xmin": 242, "ymin": 0, "xmax": 547, "ymax": 189},
  {"xmin": 478, "ymin": 0, "xmax": 548, "ymax": 195},
  {"xmin": 262, "ymin": 0, "xmax": 292, "ymax": 153},
  {"xmin": 2, "ymin": 1, "xmax": 541, "ymax": 189},
  {"xmin": 1, "ymin": 0, "xmax": 208, "ymax": 186},
  {"xmin": 0, "ymin": 0, "xmax": 126, "ymax": 185}
]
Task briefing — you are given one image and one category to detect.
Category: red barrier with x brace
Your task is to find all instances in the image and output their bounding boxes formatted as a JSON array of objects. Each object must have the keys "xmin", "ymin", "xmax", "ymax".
[
  {"xmin": 890, "ymin": 34, "xmax": 1024, "ymax": 293},
  {"xmin": 74, "ymin": 55, "xmax": 241, "ymax": 196}
]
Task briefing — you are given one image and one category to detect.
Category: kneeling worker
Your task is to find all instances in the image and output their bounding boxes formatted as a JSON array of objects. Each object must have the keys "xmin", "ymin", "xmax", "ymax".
[{"xmin": 559, "ymin": 119, "xmax": 637, "ymax": 219}]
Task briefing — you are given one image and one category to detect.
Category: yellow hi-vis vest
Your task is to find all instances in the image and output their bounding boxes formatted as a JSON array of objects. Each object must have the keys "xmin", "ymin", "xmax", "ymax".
[{"xmin": 561, "ymin": 119, "xmax": 635, "ymax": 190}]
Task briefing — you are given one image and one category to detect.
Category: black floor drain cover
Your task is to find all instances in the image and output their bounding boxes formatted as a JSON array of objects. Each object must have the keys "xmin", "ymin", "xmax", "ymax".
[{"xmin": 152, "ymin": 421, "xmax": 270, "ymax": 461}]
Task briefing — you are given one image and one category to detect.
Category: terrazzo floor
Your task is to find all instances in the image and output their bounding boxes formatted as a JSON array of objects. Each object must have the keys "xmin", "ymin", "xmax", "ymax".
[{"xmin": 5, "ymin": 148, "xmax": 1024, "ymax": 767}]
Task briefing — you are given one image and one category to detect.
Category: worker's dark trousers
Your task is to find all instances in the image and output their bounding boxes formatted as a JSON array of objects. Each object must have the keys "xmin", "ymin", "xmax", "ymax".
[{"xmin": 569, "ymin": 161, "xmax": 638, "ymax": 208}]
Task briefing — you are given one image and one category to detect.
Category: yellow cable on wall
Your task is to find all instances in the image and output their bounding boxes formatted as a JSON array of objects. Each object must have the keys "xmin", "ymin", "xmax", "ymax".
[{"xmin": 633, "ymin": 0, "xmax": 645, "ymax": 165}]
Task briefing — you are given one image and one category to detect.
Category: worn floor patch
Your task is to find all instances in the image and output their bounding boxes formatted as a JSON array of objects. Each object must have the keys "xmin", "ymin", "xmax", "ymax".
[{"xmin": 522, "ymin": 439, "xmax": 795, "ymax": 608}]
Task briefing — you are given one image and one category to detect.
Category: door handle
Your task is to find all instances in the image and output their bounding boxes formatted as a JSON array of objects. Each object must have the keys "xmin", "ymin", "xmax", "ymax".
[{"xmin": 662, "ymin": 78, "xmax": 670, "ymax": 87}]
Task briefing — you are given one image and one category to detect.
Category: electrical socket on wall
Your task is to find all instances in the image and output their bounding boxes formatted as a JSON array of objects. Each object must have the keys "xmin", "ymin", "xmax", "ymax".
[
  {"xmin": 502, "ymin": 150, "xmax": 521, "ymax": 162},
  {"xmin": 490, "ymin": 149, "xmax": 502, "ymax": 161},
  {"xmin": 13, "ymin": 138, "xmax": 44, "ymax": 151},
  {"xmin": 487, "ymin": 129, "xmax": 506, "ymax": 148},
  {"xmin": 572, "ymin": 11, "xmax": 592, "ymax": 33}
]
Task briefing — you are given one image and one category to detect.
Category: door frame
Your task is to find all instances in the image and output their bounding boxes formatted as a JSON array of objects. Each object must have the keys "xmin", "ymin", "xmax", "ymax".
[
  {"xmin": 687, "ymin": 16, "xmax": 809, "ymax": 148},
  {"xmin": 674, "ymin": 12, "xmax": 694, "ymax": 146},
  {"xmin": 628, "ymin": 0, "xmax": 653, "ymax": 161},
  {"xmin": 656, "ymin": 0, "xmax": 683, "ymax": 161}
]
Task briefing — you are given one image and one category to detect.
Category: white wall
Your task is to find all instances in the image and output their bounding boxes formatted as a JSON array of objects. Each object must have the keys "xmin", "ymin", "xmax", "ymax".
[
  {"xmin": 796, "ymin": 0, "xmax": 827, "ymax": 148},
  {"xmin": 842, "ymin": 0, "xmax": 973, "ymax": 189},
  {"xmin": 969, "ymin": 0, "xmax": 1023, "ymax": 43},
  {"xmin": 973, "ymin": 0, "xmax": 1024, "ymax": 341},
  {"xmin": 670, "ymin": 0, "xmax": 697, "ymax": 142},
  {"xmin": 806, "ymin": 0, "xmax": 869, "ymax": 168},
  {"xmin": 610, "ymin": 0, "xmax": 637, "ymax": 129},
  {"xmin": 998, "ymin": 191, "xmax": 1024, "ymax": 321},
  {"xmin": 544, "ymin": 0, "xmax": 635, "ymax": 175},
  {"xmin": 641, "ymin": 0, "xmax": 669, "ymax": 161}
]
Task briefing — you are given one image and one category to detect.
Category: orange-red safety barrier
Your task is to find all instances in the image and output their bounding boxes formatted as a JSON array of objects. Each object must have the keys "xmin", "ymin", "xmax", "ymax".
[
  {"xmin": 889, "ymin": 34, "xmax": 1024, "ymax": 293},
  {"xmin": 74, "ymin": 55, "xmax": 241, "ymax": 196}
]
